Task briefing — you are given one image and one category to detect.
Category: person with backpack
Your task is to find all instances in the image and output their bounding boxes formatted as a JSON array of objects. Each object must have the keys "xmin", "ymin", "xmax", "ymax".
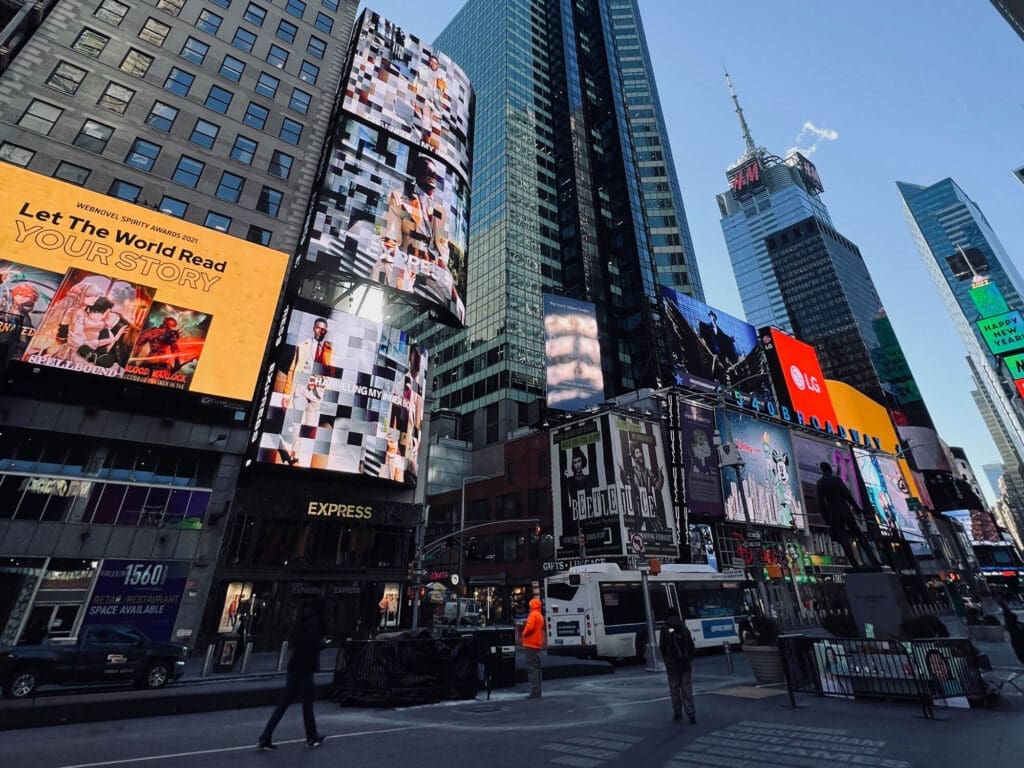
[{"xmin": 659, "ymin": 614, "xmax": 696, "ymax": 724}]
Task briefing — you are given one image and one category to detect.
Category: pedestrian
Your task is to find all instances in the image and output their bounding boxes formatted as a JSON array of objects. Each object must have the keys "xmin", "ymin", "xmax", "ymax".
[
  {"xmin": 258, "ymin": 601, "xmax": 327, "ymax": 751},
  {"xmin": 659, "ymin": 614, "xmax": 696, "ymax": 724},
  {"xmin": 521, "ymin": 597, "xmax": 545, "ymax": 699}
]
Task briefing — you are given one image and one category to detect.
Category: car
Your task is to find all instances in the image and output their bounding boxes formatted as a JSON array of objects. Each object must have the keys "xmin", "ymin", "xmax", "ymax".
[
  {"xmin": 443, "ymin": 599, "xmax": 484, "ymax": 626},
  {"xmin": 0, "ymin": 624, "xmax": 188, "ymax": 699}
]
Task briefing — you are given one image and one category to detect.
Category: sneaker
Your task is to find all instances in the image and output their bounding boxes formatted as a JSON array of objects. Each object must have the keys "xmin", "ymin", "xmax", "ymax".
[
  {"xmin": 257, "ymin": 740, "xmax": 277, "ymax": 751},
  {"xmin": 307, "ymin": 735, "xmax": 327, "ymax": 748},
  {"xmin": 672, "ymin": 713, "xmax": 682, "ymax": 722},
  {"xmin": 688, "ymin": 714, "xmax": 697, "ymax": 725}
]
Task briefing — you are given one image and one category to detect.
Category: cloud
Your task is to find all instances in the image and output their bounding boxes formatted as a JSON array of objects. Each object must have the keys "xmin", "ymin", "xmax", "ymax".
[{"xmin": 785, "ymin": 120, "xmax": 839, "ymax": 157}]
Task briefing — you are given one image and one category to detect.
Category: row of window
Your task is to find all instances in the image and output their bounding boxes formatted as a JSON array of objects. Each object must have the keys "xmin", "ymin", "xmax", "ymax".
[{"xmin": 150, "ymin": 0, "xmax": 341, "ymax": 24}]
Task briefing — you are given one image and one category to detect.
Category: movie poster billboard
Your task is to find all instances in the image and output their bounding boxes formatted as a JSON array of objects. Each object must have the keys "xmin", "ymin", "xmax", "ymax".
[
  {"xmin": 609, "ymin": 415, "xmax": 677, "ymax": 557},
  {"xmin": 305, "ymin": 119, "xmax": 469, "ymax": 325},
  {"xmin": 760, "ymin": 326, "xmax": 838, "ymax": 430},
  {"xmin": 678, "ymin": 402, "xmax": 724, "ymax": 518},
  {"xmin": 343, "ymin": 11, "xmax": 474, "ymax": 184},
  {"xmin": 661, "ymin": 286, "xmax": 772, "ymax": 399},
  {"xmin": 791, "ymin": 434, "xmax": 861, "ymax": 528},
  {"xmin": 83, "ymin": 559, "xmax": 190, "ymax": 642},
  {"xmin": 854, "ymin": 449, "xmax": 928, "ymax": 552},
  {"xmin": 717, "ymin": 410, "xmax": 805, "ymax": 529},
  {"xmin": 687, "ymin": 523, "xmax": 718, "ymax": 570},
  {"xmin": 256, "ymin": 302, "xmax": 427, "ymax": 486},
  {"xmin": 0, "ymin": 165, "xmax": 288, "ymax": 403},
  {"xmin": 543, "ymin": 293, "xmax": 604, "ymax": 412}
]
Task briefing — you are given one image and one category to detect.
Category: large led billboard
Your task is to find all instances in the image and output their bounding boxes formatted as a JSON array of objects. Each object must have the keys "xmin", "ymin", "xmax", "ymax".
[
  {"xmin": 940, "ymin": 509, "xmax": 1001, "ymax": 546},
  {"xmin": 760, "ymin": 327, "xmax": 837, "ymax": 430},
  {"xmin": 543, "ymin": 293, "xmax": 604, "ymax": 412},
  {"xmin": 896, "ymin": 426, "xmax": 952, "ymax": 472},
  {"xmin": 0, "ymin": 167, "xmax": 287, "ymax": 402},
  {"xmin": 969, "ymin": 282, "xmax": 1009, "ymax": 318},
  {"xmin": 661, "ymin": 286, "xmax": 771, "ymax": 398},
  {"xmin": 854, "ymin": 449, "xmax": 928, "ymax": 551},
  {"xmin": 305, "ymin": 119, "xmax": 469, "ymax": 325},
  {"xmin": 677, "ymin": 402, "xmax": 724, "ymax": 518},
  {"xmin": 255, "ymin": 302, "xmax": 427, "ymax": 486},
  {"xmin": 343, "ymin": 11, "xmax": 474, "ymax": 184},
  {"xmin": 609, "ymin": 415, "xmax": 677, "ymax": 557},
  {"xmin": 977, "ymin": 310, "xmax": 1024, "ymax": 356},
  {"xmin": 791, "ymin": 434, "xmax": 861, "ymax": 528}
]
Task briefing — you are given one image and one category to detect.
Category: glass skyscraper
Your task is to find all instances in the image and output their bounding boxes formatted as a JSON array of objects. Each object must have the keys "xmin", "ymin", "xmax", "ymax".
[{"xmin": 411, "ymin": 0, "xmax": 703, "ymax": 447}]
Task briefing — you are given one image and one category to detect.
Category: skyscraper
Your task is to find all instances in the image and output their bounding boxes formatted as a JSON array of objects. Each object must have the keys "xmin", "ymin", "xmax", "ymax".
[
  {"xmin": 717, "ymin": 75, "xmax": 932, "ymax": 428},
  {"xmin": 989, "ymin": 0, "xmax": 1024, "ymax": 42},
  {"xmin": 414, "ymin": 0, "xmax": 703, "ymax": 447}
]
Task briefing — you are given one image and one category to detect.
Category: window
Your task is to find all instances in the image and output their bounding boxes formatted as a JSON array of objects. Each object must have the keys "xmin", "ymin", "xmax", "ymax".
[
  {"xmin": 196, "ymin": 9, "xmax": 223, "ymax": 34},
  {"xmin": 158, "ymin": 196, "xmax": 187, "ymax": 217},
  {"xmin": 156, "ymin": 0, "xmax": 184, "ymax": 14},
  {"xmin": 54, "ymin": 162, "xmax": 90, "ymax": 185},
  {"xmin": 215, "ymin": 171, "xmax": 245, "ymax": 202},
  {"xmin": 180, "ymin": 37, "xmax": 210, "ymax": 64},
  {"xmin": 268, "ymin": 150, "xmax": 293, "ymax": 179},
  {"xmin": 97, "ymin": 82, "xmax": 135, "ymax": 114},
  {"xmin": 256, "ymin": 186, "xmax": 283, "ymax": 216},
  {"xmin": 205, "ymin": 86, "xmax": 233, "ymax": 114},
  {"xmin": 232, "ymin": 27, "xmax": 257, "ymax": 52},
  {"xmin": 210, "ymin": 0, "xmax": 231, "ymax": 7},
  {"xmin": 276, "ymin": 20, "xmax": 297, "ymax": 43},
  {"xmin": 247, "ymin": 225, "xmax": 272, "ymax": 246},
  {"xmin": 109, "ymin": 179, "xmax": 141, "ymax": 202},
  {"xmin": 46, "ymin": 61, "xmax": 88, "ymax": 95},
  {"xmin": 219, "ymin": 55, "xmax": 245, "ymax": 82},
  {"xmin": 244, "ymin": 3, "xmax": 267, "ymax": 25},
  {"xmin": 189, "ymin": 119, "xmax": 220, "ymax": 149},
  {"xmin": 230, "ymin": 135, "xmax": 257, "ymax": 164},
  {"xmin": 266, "ymin": 44, "xmax": 288, "ymax": 69},
  {"xmin": 322, "ymin": 0, "xmax": 339, "ymax": 10},
  {"xmin": 299, "ymin": 61, "xmax": 319, "ymax": 85},
  {"xmin": 314, "ymin": 12, "xmax": 333, "ymax": 33},
  {"xmin": 285, "ymin": 0, "xmax": 306, "ymax": 19},
  {"xmin": 120, "ymin": 49, "xmax": 154, "ymax": 77},
  {"xmin": 95, "ymin": 0, "xmax": 129, "ymax": 25},
  {"xmin": 279, "ymin": 118, "xmax": 302, "ymax": 145},
  {"xmin": 172, "ymin": 156, "xmax": 205, "ymax": 188},
  {"xmin": 243, "ymin": 102, "xmax": 269, "ymax": 130},
  {"xmin": 0, "ymin": 143, "xmax": 35, "ymax": 166},
  {"xmin": 164, "ymin": 67, "xmax": 195, "ymax": 96},
  {"xmin": 73, "ymin": 120, "xmax": 114, "ymax": 153},
  {"xmin": 288, "ymin": 88, "xmax": 311, "ymax": 114},
  {"xmin": 205, "ymin": 212, "xmax": 232, "ymax": 231},
  {"xmin": 145, "ymin": 101, "xmax": 178, "ymax": 132},
  {"xmin": 18, "ymin": 100, "xmax": 62, "ymax": 135},
  {"xmin": 255, "ymin": 72, "xmax": 279, "ymax": 97},
  {"xmin": 72, "ymin": 29, "xmax": 110, "ymax": 58},
  {"xmin": 125, "ymin": 139, "xmax": 161, "ymax": 170},
  {"xmin": 139, "ymin": 18, "xmax": 171, "ymax": 45},
  {"xmin": 306, "ymin": 36, "xmax": 326, "ymax": 59}
]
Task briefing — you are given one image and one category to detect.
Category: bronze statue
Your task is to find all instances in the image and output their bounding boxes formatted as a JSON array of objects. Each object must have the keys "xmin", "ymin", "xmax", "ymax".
[{"xmin": 815, "ymin": 462, "xmax": 881, "ymax": 568}]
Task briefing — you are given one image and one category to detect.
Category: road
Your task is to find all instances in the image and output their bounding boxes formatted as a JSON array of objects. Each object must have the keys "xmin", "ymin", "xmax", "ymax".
[{"xmin": 3, "ymin": 654, "xmax": 1023, "ymax": 768}]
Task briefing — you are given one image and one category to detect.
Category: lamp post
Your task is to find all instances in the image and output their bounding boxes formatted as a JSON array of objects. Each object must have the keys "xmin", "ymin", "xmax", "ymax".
[{"xmin": 458, "ymin": 474, "xmax": 498, "ymax": 624}]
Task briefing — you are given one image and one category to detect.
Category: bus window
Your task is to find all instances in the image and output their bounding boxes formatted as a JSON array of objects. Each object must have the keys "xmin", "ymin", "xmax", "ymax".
[
  {"xmin": 677, "ymin": 584, "xmax": 744, "ymax": 620},
  {"xmin": 600, "ymin": 582, "xmax": 645, "ymax": 626},
  {"xmin": 547, "ymin": 582, "xmax": 580, "ymax": 602}
]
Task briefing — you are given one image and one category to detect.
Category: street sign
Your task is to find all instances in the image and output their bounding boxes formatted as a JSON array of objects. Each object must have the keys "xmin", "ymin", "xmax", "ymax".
[{"xmin": 630, "ymin": 533, "xmax": 645, "ymax": 554}]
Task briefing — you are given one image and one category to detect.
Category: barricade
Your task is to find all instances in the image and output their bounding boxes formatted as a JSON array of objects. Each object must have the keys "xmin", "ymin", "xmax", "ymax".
[{"xmin": 778, "ymin": 634, "xmax": 987, "ymax": 719}]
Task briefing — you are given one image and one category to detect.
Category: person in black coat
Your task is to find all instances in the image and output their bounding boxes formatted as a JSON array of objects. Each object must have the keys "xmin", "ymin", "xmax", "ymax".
[
  {"xmin": 258, "ymin": 602, "xmax": 327, "ymax": 750},
  {"xmin": 815, "ymin": 462, "xmax": 881, "ymax": 568}
]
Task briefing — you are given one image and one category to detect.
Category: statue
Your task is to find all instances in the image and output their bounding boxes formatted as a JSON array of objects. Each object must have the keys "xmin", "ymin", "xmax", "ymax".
[{"xmin": 815, "ymin": 462, "xmax": 881, "ymax": 568}]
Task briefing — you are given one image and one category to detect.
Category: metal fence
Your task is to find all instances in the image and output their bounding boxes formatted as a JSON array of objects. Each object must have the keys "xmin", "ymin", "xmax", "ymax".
[{"xmin": 778, "ymin": 634, "xmax": 986, "ymax": 719}]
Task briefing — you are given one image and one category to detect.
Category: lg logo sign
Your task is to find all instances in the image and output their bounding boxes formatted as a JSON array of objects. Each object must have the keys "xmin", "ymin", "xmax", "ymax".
[{"xmin": 789, "ymin": 364, "xmax": 821, "ymax": 393}]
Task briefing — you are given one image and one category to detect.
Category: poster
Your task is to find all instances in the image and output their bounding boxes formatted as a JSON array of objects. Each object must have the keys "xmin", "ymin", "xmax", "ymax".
[
  {"xmin": 854, "ymin": 449, "xmax": 928, "ymax": 552},
  {"xmin": 610, "ymin": 415, "xmax": 677, "ymax": 557},
  {"xmin": 0, "ymin": 259, "xmax": 62, "ymax": 360},
  {"xmin": 687, "ymin": 523, "xmax": 718, "ymax": 570},
  {"xmin": 83, "ymin": 559, "xmax": 190, "ymax": 642},
  {"xmin": 217, "ymin": 582, "xmax": 253, "ymax": 634},
  {"xmin": 791, "ymin": 434, "xmax": 861, "ymax": 528},
  {"xmin": 679, "ymin": 403, "xmax": 724, "ymax": 518}
]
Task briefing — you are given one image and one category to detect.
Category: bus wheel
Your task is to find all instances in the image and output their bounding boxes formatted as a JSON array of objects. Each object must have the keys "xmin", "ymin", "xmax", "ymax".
[{"xmin": 634, "ymin": 633, "xmax": 647, "ymax": 664}]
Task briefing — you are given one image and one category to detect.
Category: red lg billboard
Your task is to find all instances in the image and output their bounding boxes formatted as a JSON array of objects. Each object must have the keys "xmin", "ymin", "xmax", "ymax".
[{"xmin": 760, "ymin": 327, "xmax": 838, "ymax": 431}]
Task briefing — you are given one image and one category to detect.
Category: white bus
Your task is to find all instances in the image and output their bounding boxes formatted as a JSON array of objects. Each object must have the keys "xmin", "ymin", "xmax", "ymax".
[{"xmin": 544, "ymin": 563, "xmax": 747, "ymax": 660}]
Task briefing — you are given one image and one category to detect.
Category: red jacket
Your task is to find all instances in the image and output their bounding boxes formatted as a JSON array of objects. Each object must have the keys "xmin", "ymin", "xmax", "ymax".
[{"xmin": 521, "ymin": 599, "xmax": 545, "ymax": 649}]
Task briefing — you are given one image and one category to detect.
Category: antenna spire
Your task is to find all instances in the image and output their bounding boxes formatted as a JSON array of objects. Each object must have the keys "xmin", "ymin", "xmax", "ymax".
[{"xmin": 723, "ymin": 64, "xmax": 757, "ymax": 155}]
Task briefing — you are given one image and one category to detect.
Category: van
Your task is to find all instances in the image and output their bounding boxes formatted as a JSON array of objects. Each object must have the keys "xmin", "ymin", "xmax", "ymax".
[{"xmin": 443, "ymin": 599, "xmax": 483, "ymax": 626}]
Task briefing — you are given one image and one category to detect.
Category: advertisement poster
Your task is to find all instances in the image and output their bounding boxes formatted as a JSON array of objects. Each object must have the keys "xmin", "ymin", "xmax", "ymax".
[
  {"xmin": 84, "ymin": 560, "xmax": 190, "ymax": 642},
  {"xmin": 610, "ymin": 415, "xmax": 677, "ymax": 557},
  {"xmin": 717, "ymin": 410, "xmax": 805, "ymax": 530},
  {"xmin": 124, "ymin": 302, "xmax": 212, "ymax": 390},
  {"xmin": 679, "ymin": 403, "xmax": 724, "ymax": 518},
  {"xmin": 217, "ymin": 582, "xmax": 253, "ymax": 634},
  {"xmin": 687, "ymin": 523, "xmax": 718, "ymax": 570},
  {"xmin": 0, "ymin": 259, "xmax": 62, "ymax": 359},
  {"xmin": 760, "ymin": 327, "xmax": 837, "ymax": 430},
  {"xmin": 0, "ymin": 166, "xmax": 287, "ymax": 402},
  {"xmin": 940, "ymin": 509, "xmax": 1001, "ymax": 546},
  {"xmin": 854, "ymin": 449, "xmax": 928, "ymax": 552},
  {"xmin": 256, "ymin": 302, "xmax": 427, "ymax": 485},
  {"xmin": 791, "ymin": 434, "xmax": 861, "ymax": 528},
  {"xmin": 543, "ymin": 293, "xmax": 604, "ymax": 412},
  {"xmin": 661, "ymin": 286, "xmax": 772, "ymax": 398}
]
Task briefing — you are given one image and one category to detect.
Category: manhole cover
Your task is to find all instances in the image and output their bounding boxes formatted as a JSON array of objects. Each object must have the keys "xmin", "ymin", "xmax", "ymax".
[{"xmin": 456, "ymin": 702, "xmax": 502, "ymax": 714}]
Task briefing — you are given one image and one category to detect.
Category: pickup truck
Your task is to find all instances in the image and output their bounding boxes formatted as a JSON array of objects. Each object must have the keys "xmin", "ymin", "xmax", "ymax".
[{"xmin": 1, "ymin": 624, "xmax": 188, "ymax": 699}]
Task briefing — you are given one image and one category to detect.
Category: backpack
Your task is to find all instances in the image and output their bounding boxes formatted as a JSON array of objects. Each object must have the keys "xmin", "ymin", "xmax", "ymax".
[{"xmin": 663, "ymin": 625, "xmax": 693, "ymax": 666}]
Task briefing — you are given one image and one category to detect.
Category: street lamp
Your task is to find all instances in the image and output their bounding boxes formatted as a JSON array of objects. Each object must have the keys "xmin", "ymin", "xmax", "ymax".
[{"xmin": 458, "ymin": 474, "xmax": 499, "ymax": 624}]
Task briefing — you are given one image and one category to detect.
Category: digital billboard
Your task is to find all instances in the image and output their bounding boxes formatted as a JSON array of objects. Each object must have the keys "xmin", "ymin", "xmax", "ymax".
[
  {"xmin": 255, "ymin": 302, "xmax": 427, "ymax": 486},
  {"xmin": 853, "ymin": 449, "xmax": 928, "ymax": 551},
  {"xmin": 940, "ymin": 509, "xmax": 1001, "ymax": 546},
  {"xmin": 305, "ymin": 119, "xmax": 469, "ymax": 325},
  {"xmin": 1004, "ymin": 352, "xmax": 1024, "ymax": 380},
  {"xmin": 661, "ymin": 286, "xmax": 771, "ymax": 398},
  {"xmin": 677, "ymin": 402, "xmax": 724, "ymax": 518},
  {"xmin": 896, "ymin": 426, "xmax": 952, "ymax": 472},
  {"xmin": 716, "ymin": 410, "xmax": 805, "ymax": 530},
  {"xmin": 343, "ymin": 11, "xmax": 474, "ymax": 184},
  {"xmin": 969, "ymin": 282, "xmax": 1010, "ymax": 318},
  {"xmin": 543, "ymin": 293, "xmax": 604, "ymax": 412},
  {"xmin": 0, "ymin": 166, "xmax": 288, "ymax": 402},
  {"xmin": 609, "ymin": 415, "xmax": 677, "ymax": 557},
  {"xmin": 977, "ymin": 310, "xmax": 1024, "ymax": 356},
  {"xmin": 760, "ymin": 327, "xmax": 837, "ymax": 430},
  {"xmin": 791, "ymin": 434, "xmax": 861, "ymax": 528}
]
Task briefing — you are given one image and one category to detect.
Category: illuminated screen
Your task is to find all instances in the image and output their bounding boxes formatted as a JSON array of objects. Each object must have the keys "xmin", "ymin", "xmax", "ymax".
[
  {"xmin": 1004, "ymin": 352, "xmax": 1024, "ymax": 380},
  {"xmin": 343, "ymin": 11, "xmax": 474, "ymax": 184},
  {"xmin": 941, "ymin": 509, "xmax": 1001, "ymax": 545},
  {"xmin": 791, "ymin": 434, "xmax": 861, "ymax": 528},
  {"xmin": 970, "ymin": 282, "xmax": 1009, "ymax": 318},
  {"xmin": 543, "ymin": 293, "xmax": 604, "ymax": 412},
  {"xmin": 0, "ymin": 166, "xmax": 287, "ymax": 402},
  {"xmin": 255, "ymin": 303, "xmax": 427, "ymax": 486},
  {"xmin": 761, "ymin": 327, "xmax": 837, "ymax": 429},
  {"xmin": 305, "ymin": 119, "xmax": 469, "ymax": 325},
  {"xmin": 853, "ymin": 449, "xmax": 928, "ymax": 551},
  {"xmin": 661, "ymin": 286, "xmax": 771, "ymax": 398},
  {"xmin": 977, "ymin": 310, "xmax": 1024, "ymax": 356}
]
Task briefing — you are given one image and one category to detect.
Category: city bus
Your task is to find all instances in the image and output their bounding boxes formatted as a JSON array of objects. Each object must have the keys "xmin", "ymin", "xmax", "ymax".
[{"xmin": 544, "ymin": 563, "xmax": 746, "ymax": 660}]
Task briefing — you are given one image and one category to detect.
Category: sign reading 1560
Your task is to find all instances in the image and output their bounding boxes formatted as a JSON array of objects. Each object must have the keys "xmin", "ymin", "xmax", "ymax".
[{"xmin": 122, "ymin": 563, "xmax": 169, "ymax": 587}]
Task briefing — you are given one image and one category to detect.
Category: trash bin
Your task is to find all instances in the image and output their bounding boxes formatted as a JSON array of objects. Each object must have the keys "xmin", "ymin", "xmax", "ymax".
[
  {"xmin": 464, "ymin": 627, "xmax": 516, "ymax": 689},
  {"xmin": 212, "ymin": 634, "xmax": 242, "ymax": 673}
]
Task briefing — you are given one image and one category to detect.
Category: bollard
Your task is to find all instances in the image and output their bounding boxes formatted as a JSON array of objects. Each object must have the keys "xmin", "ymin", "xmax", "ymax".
[
  {"xmin": 200, "ymin": 643, "xmax": 216, "ymax": 677},
  {"xmin": 276, "ymin": 640, "xmax": 289, "ymax": 672},
  {"xmin": 723, "ymin": 640, "xmax": 734, "ymax": 674},
  {"xmin": 239, "ymin": 641, "xmax": 254, "ymax": 674}
]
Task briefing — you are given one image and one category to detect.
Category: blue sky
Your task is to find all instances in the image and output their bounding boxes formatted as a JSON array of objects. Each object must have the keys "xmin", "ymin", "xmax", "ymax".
[{"xmin": 361, "ymin": 1, "xmax": 1024, "ymax": 500}]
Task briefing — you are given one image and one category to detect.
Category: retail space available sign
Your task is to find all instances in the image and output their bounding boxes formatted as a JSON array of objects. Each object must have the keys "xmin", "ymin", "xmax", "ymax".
[{"xmin": 84, "ymin": 560, "xmax": 190, "ymax": 642}]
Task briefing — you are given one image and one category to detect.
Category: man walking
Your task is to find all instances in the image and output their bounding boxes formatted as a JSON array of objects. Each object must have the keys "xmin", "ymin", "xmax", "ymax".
[
  {"xmin": 258, "ymin": 601, "xmax": 327, "ymax": 751},
  {"xmin": 521, "ymin": 597, "xmax": 545, "ymax": 699},
  {"xmin": 659, "ymin": 614, "xmax": 696, "ymax": 724}
]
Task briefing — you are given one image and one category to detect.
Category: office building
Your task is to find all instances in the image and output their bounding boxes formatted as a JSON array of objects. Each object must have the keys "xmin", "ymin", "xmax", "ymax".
[{"xmin": 989, "ymin": 0, "xmax": 1024, "ymax": 42}]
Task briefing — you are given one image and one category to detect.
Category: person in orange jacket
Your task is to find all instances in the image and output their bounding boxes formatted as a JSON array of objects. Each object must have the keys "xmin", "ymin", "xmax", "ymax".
[{"xmin": 521, "ymin": 597, "xmax": 545, "ymax": 699}]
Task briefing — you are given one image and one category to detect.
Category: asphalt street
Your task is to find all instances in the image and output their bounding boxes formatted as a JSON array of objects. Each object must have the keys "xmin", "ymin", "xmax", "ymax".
[{"xmin": 3, "ymin": 654, "xmax": 1023, "ymax": 768}]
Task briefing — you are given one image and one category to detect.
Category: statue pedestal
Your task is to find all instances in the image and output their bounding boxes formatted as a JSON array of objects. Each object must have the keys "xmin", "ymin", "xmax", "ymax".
[{"xmin": 843, "ymin": 569, "xmax": 910, "ymax": 638}]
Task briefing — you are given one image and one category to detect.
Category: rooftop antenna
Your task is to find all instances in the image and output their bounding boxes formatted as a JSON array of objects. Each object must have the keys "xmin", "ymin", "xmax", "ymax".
[{"xmin": 723, "ymin": 63, "xmax": 757, "ymax": 156}]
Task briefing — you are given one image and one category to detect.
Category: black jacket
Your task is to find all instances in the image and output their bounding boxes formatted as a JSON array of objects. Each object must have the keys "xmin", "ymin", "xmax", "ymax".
[
  {"xmin": 659, "ymin": 618, "xmax": 695, "ymax": 674},
  {"xmin": 816, "ymin": 474, "xmax": 859, "ymax": 527},
  {"xmin": 287, "ymin": 608, "xmax": 323, "ymax": 675}
]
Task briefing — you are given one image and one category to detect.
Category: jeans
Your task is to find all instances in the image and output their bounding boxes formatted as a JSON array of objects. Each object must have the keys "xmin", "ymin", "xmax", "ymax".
[
  {"xmin": 525, "ymin": 648, "xmax": 542, "ymax": 697},
  {"xmin": 666, "ymin": 665, "xmax": 695, "ymax": 718},
  {"xmin": 261, "ymin": 668, "xmax": 317, "ymax": 742}
]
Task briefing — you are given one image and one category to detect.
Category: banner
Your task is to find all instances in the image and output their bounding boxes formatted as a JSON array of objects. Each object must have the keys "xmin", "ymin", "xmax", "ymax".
[
  {"xmin": 791, "ymin": 434, "xmax": 861, "ymax": 528},
  {"xmin": 679, "ymin": 403, "xmax": 724, "ymax": 518},
  {"xmin": 543, "ymin": 293, "xmax": 604, "ymax": 412},
  {"xmin": 84, "ymin": 559, "xmax": 190, "ymax": 642},
  {"xmin": 609, "ymin": 415, "xmax": 677, "ymax": 557}
]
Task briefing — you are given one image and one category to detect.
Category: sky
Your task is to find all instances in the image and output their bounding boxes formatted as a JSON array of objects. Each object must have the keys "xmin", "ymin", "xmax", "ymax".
[{"xmin": 359, "ymin": 0, "xmax": 1024, "ymax": 500}]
